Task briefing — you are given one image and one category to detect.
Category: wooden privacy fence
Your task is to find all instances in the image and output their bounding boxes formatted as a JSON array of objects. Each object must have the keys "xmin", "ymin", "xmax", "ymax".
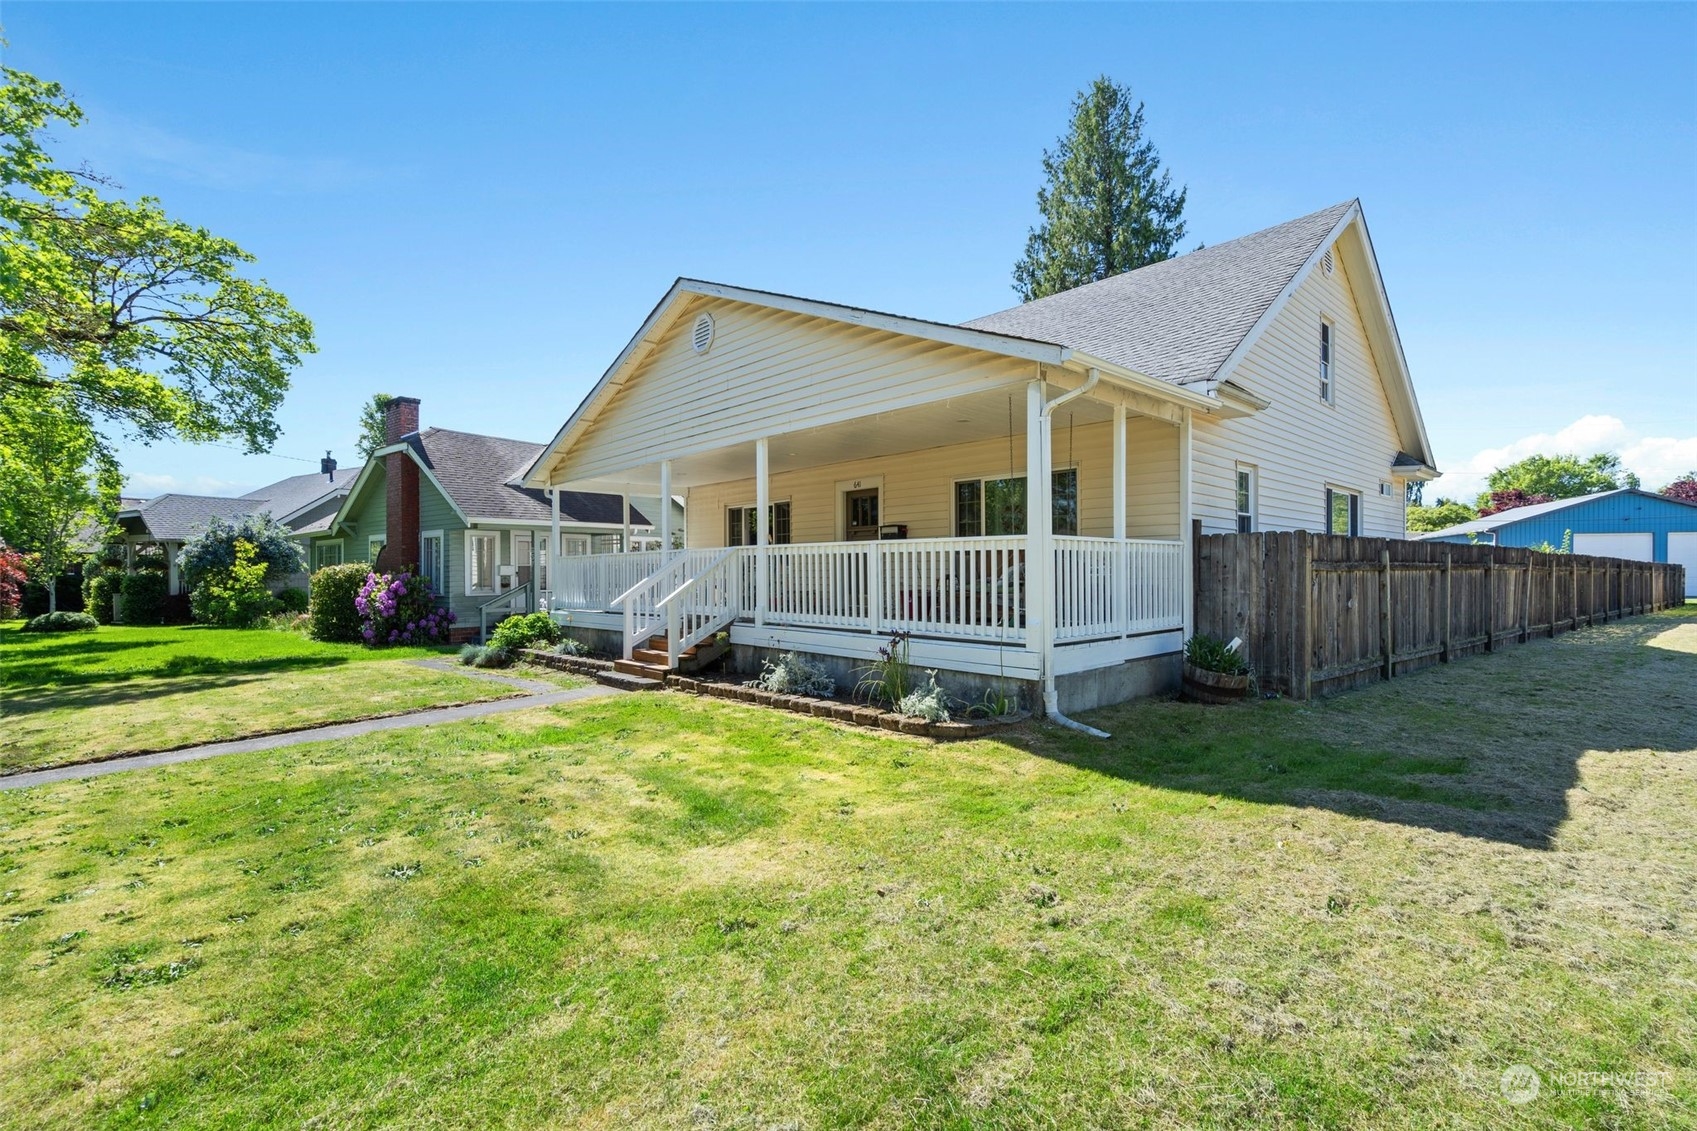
[{"xmin": 1193, "ymin": 525, "xmax": 1688, "ymax": 699}]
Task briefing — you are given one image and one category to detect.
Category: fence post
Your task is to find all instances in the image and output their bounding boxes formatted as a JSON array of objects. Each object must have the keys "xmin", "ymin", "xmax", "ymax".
[
  {"xmin": 1484, "ymin": 551, "xmax": 1495, "ymax": 652},
  {"xmin": 1571, "ymin": 557, "xmax": 1578, "ymax": 631},
  {"xmin": 1379, "ymin": 548, "xmax": 1393, "ymax": 681},
  {"xmin": 1527, "ymin": 557, "xmax": 1540, "ymax": 641},
  {"xmin": 1297, "ymin": 531, "xmax": 1313, "ymax": 699},
  {"xmin": 1441, "ymin": 551, "xmax": 1453, "ymax": 662},
  {"xmin": 1548, "ymin": 557, "xmax": 1557, "ymax": 638}
]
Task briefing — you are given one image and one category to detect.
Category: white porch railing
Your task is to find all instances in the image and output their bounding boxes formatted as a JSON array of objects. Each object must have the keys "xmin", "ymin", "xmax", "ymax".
[
  {"xmin": 552, "ymin": 535, "xmax": 1184, "ymax": 651},
  {"xmin": 1053, "ymin": 537, "xmax": 1186, "ymax": 641}
]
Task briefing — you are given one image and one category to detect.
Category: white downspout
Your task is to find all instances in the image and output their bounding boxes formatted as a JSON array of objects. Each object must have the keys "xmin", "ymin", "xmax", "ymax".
[{"xmin": 1038, "ymin": 368, "xmax": 1110, "ymax": 739}]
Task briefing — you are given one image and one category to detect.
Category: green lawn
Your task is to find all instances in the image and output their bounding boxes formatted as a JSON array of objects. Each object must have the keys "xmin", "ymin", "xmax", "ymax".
[
  {"xmin": 0, "ymin": 624, "xmax": 542, "ymax": 773},
  {"xmin": 0, "ymin": 607, "xmax": 1692, "ymax": 1128}
]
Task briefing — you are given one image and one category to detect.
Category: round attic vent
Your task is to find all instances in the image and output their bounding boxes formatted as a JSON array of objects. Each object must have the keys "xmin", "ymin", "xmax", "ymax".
[{"xmin": 691, "ymin": 312, "xmax": 716, "ymax": 354}]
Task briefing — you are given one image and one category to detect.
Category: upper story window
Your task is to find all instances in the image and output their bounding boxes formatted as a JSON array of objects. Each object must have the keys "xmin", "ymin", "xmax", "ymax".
[{"xmin": 1319, "ymin": 320, "xmax": 1334, "ymax": 404}]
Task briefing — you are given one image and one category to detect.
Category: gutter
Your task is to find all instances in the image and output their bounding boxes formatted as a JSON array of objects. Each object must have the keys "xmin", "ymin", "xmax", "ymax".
[{"xmin": 1037, "ymin": 368, "xmax": 1111, "ymax": 740}]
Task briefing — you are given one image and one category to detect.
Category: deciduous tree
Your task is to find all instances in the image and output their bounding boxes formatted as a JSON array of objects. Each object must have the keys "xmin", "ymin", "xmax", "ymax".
[
  {"xmin": 355, "ymin": 393, "xmax": 394, "ymax": 460},
  {"xmin": 1659, "ymin": 472, "xmax": 1697, "ymax": 504},
  {"xmin": 1, "ymin": 67, "xmax": 314, "ymax": 454},
  {"xmin": 1479, "ymin": 453, "xmax": 1636, "ymax": 509}
]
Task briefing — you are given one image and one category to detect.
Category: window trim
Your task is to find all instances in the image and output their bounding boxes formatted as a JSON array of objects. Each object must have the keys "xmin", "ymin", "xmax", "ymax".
[
  {"xmin": 367, "ymin": 534, "xmax": 386, "ymax": 563},
  {"xmin": 727, "ymin": 500, "xmax": 792, "ymax": 546},
  {"xmin": 314, "ymin": 538, "xmax": 344, "ymax": 571},
  {"xmin": 1235, "ymin": 464, "xmax": 1258, "ymax": 534},
  {"xmin": 465, "ymin": 530, "xmax": 499, "ymax": 596},
  {"xmin": 1324, "ymin": 486, "xmax": 1361, "ymax": 537},
  {"xmin": 420, "ymin": 529, "xmax": 445, "ymax": 596},
  {"xmin": 952, "ymin": 467, "xmax": 1079, "ymax": 537},
  {"xmin": 1319, "ymin": 317, "xmax": 1335, "ymax": 405}
]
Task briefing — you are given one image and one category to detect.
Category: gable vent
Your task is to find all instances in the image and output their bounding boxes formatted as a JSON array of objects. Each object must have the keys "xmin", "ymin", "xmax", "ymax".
[
  {"xmin": 1321, "ymin": 249, "xmax": 1335, "ymax": 277},
  {"xmin": 691, "ymin": 313, "xmax": 716, "ymax": 354}
]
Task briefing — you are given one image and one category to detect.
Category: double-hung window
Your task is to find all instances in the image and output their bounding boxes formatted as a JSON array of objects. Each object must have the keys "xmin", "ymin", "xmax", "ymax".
[
  {"xmin": 420, "ymin": 531, "xmax": 445, "ymax": 596},
  {"xmin": 1319, "ymin": 320, "xmax": 1334, "ymax": 404},
  {"xmin": 727, "ymin": 502, "xmax": 791, "ymax": 546},
  {"xmin": 953, "ymin": 469, "xmax": 1078, "ymax": 536},
  {"xmin": 1325, "ymin": 488, "xmax": 1361, "ymax": 537},
  {"xmin": 1235, "ymin": 466, "xmax": 1257, "ymax": 533},
  {"xmin": 314, "ymin": 541, "xmax": 343, "ymax": 570},
  {"xmin": 466, "ymin": 531, "xmax": 498, "ymax": 595}
]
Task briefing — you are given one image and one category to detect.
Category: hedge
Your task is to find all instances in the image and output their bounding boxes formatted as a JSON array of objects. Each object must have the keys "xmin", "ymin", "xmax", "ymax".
[
  {"xmin": 118, "ymin": 571, "xmax": 169, "ymax": 626},
  {"xmin": 309, "ymin": 563, "xmax": 370, "ymax": 642}
]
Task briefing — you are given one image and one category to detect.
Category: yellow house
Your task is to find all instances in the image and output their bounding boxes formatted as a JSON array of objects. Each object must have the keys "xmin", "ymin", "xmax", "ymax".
[{"xmin": 522, "ymin": 201, "xmax": 1437, "ymax": 725}]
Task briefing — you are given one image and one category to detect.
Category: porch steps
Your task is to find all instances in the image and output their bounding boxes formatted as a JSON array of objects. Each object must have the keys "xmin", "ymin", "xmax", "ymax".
[
  {"xmin": 617, "ymin": 635, "xmax": 732, "ymax": 679},
  {"xmin": 594, "ymin": 669, "xmax": 666, "ymax": 693}
]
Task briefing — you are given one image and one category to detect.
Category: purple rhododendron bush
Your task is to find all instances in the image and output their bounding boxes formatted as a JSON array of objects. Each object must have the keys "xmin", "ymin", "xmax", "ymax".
[{"xmin": 355, "ymin": 570, "xmax": 455, "ymax": 646}]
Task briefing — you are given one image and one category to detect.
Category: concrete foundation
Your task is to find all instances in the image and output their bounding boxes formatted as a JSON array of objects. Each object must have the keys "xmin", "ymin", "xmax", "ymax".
[
  {"xmin": 556, "ymin": 623, "xmax": 624, "ymax": 659},
  {"xmin": 1055, "ymin": 651, "xmax": 1182, "ymax": 714}
]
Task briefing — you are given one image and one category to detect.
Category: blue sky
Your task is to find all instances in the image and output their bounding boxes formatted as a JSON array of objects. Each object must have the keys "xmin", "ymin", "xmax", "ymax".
[{"xmin": 4, "ymin": 2, "xmax": 1694, "ymax": 502}]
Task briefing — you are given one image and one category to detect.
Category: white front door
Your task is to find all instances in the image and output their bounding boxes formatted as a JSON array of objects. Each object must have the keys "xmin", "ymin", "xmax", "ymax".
[
  {"xmin": 1573, "ymin": 532, "xmax": 1654, "ymax": 561},
  {"xmin": 1667, "ymin": 532, "xmax": 1697, "ymax": 597}
]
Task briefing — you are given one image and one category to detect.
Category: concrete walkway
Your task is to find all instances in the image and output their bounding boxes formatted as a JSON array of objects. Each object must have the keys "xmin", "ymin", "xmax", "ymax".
[{"xmin": 0, "ymin": 665, "xmax": 618, "ymax": 793}]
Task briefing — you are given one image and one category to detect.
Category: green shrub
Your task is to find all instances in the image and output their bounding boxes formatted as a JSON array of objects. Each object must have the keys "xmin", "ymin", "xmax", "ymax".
[
  {"xmin": 308, "ymin": 564, "xmax": 370, "ymax": 643},
  {"xmin": 178, "ymin": 513, "xmax": 305, "ymax": 593},
  {"xmin": 487, "ymin": 611, "xmax": 559, "ymax": 653},
  {"xmin": 458, "ymin": 643, "xmax": 512, "ymax": 668},
  {"xmin": 21, "ymin": 610, "xmax": 98, "ymax": 633},
  {"xmin": 1183, "ymin": 633, "xmax": 1249, "ymax": 676},
  {"xmin": 118, "ymin": 571, "xmax": 168, "ymax": 625},
  {"xmin": 189, "ymin": 540, "xmax": 275, "ymax": 628},
  {"xmin": 274, "ymin": 586, "xmax": 310, "ymax": 613},
  {"xmin": 82, "ymin": 572, "xmax": 118, "ymax": 624}
]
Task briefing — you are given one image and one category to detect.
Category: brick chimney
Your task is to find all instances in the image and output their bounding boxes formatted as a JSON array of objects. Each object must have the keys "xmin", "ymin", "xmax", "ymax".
[{"xmin": 379, "ymin": 396, "xmax": 421, "ymax": 573}]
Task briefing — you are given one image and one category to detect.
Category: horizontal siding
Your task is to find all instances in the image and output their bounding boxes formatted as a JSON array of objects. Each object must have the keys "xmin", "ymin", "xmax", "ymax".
[
  {"xmin": 685, "ymin": 418, "xmax": 1180, "ymax": 546},
  {"xmin": 1193, "ymin": 247, "xmax": 1409, "ymax": 538},
  {"xmin": 556, "ymin": 297, "xmax": 1034, "ymax": 482}
]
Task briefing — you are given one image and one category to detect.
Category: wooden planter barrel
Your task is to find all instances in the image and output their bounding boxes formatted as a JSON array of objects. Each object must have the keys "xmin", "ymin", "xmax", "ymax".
[{"xmin": 1182, "ymin": 661, "xmax": 1253, "ymax": 705}]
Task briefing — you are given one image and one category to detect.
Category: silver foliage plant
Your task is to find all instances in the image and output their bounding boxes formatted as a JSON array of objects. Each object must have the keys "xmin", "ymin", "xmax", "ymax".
[{"xmin": 746, "ymin": 651, "xmax": 835, "ymax": 698}]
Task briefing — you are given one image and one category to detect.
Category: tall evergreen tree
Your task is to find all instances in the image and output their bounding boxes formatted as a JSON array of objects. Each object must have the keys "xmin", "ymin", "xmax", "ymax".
[{"xmin": 1012, "ymin": 77, "xmax": 1188, "ymax": 301}]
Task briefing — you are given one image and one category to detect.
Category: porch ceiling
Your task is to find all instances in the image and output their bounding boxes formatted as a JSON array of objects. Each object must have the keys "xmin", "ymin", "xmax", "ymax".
[{"xmin": 551, "ymin": 383, "xmax": 1136, "ymax": 493}]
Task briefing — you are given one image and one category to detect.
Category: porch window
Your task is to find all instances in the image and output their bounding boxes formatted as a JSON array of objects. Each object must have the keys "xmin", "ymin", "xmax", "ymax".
[
  {"xmin": 314, "ymin": 541, "xmax": 343, "ymax": 570},
  {"xmin": 728, "ymin": 502, "xmax": 791, "ymax": 546},
  {"xmin": 560, "ymin": 536, "xmax": 590, "ymax": 556},
  {"xmin": 466, "ymin": 531, "xmax": 498, "ymax": 595},
  {"xmin": 420, "ymin": 531, "xmax": 445, "ymax": 596},
  {"xmin": 1235, "ymin": 466, "xmax": 1257, "ymax": 533},
  {"xmin": 1325, "ymin": 488, "xmax": 1360, "ymax": 537},
  {"xmin": 592, "ymin": 534, "xmax": 623, "ymax": 554},
  {"xmin": 953, "ymin": 469, "xmax": 1077, "ymax": 536}
]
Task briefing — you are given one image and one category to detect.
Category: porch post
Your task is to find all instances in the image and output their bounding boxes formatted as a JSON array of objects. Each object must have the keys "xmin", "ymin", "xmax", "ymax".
[
  {"xmin": 755, "ymin": 437, "xmax": 770, "ymax": 627},
  {"xmin": 1113, "ymin": 401, "xmax": 1129, "ymax": 635},
  {"xmin": 1025, "ymin": 380, "xmax": 1049, "ymax": 658},
  {"xmin": 549, "ymin": 486, "xmax": 560, "ymax": 606},
  {"xmin": 659, "ymin": 460, "xmax": 673, "ymax": 552},
  {"xmin": 1179, "ymin": 406, "xmax": 1194, "ymax": 639},
  {"xmin": 621, "ymin": 493, "xmax": 632, "ymax": 553}
]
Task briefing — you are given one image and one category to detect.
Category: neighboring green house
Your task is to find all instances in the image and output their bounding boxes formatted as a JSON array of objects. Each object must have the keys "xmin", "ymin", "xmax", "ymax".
[{"xmin": 316, "ymin": 398, "xmax": 649, "ymax": 640}]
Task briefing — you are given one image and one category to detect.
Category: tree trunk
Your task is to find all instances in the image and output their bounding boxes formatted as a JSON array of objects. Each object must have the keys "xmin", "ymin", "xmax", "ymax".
[{"xmin": 47, "ymin": 577, "xmax": 58, "ymax": 614}]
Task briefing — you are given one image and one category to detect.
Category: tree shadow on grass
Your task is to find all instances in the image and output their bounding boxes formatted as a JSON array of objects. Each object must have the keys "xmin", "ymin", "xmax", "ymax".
[
  {"xmin": 1021, "ymin": 610, "xmax": 1697, "ymax": 850},
  {"xmin": 1, "ymin": 656, "xmax": 349, "ymax": 713}
]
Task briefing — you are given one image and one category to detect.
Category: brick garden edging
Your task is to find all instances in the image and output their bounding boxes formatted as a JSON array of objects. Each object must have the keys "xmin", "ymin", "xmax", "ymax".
[
  {"xmin": 518, "ymin": 648, "xmax": 616, "ymax": 678},
  {"xmin": 663, "ymin": 674, "xmax": 1030, "ymax": 740}
]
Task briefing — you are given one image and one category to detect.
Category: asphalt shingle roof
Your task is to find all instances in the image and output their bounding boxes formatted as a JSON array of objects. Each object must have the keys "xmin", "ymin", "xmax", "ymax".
[
  {"xmin": 118, "ymin": 495, "xmax": 269, "ymax": 542},
  {"xmin": 963, "ymin": 201, "xmax": 1357, "ymax": 388},
  {"xmin": 239, "ymin": 466, "xmax": 364, "ymax": 520},
  {"xmin": 406, "ymin": 428, "xmax": 647, "ymax": 526}
]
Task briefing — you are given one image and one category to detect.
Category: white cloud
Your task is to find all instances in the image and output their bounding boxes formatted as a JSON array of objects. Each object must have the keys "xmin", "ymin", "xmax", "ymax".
[
  {"xmin": 79, "ymin": 114, "xmax": 371, "ymax": 194},
  {"xmin": 125, "ymin": 472, "xmax": 255, "ymax": 498},
  {"xmin": 1440, "ymin": 415, "xmax": 1697, "ymax": 500}
]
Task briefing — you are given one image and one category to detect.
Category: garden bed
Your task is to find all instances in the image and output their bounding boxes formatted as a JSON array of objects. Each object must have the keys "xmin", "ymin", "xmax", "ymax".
[
  {"xmin": 518, "ymin": 647, "xmax": 616, "ymax": 678},
  {"xmin": 664, "ymin": 674, "xmax": 1029, "ymax": 739}
]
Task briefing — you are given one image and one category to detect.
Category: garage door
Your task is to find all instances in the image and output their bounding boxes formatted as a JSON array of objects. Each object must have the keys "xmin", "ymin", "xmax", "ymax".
[
  {"xmin": 1572, "ymin": 532, "xmax": 1655, "ymax": 561},
  {"xmin": 1669, "ymin": 532, "xmax": 1697, "ymax": 598}
]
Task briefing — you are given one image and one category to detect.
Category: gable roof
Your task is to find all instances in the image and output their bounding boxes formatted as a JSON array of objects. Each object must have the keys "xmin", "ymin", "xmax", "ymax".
[
  {"xmin": 965, "ymin": 201, "xmax": 1358, "ymax": 389},
  {"xmin": 1418, "ymin": 488, "xmax": 1697, "ymax": 539},
  {"xmin": 117, "ymin": 494, "xmax": 269, "ymax": 542},
  {"xmin": 342, "ymin": 427, "xmax": 648, "ymax": 529},
  {"xmin": 239, "ymin": 466, "xmax": 364, "ymax": 523}
]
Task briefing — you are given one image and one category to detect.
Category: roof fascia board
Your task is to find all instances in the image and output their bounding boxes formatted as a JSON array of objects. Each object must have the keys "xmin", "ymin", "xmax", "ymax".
[
  {"xmin": 521, "ymin": 280, "xmax": 1074, "ymax": 488},
  {"xmin": 1336, "ymin": 215, "xmax": 1436, "ymax": 467},
  {"xmin": 1204, "ymin": 203, "xmax": 1361, "ymax": 394}
]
